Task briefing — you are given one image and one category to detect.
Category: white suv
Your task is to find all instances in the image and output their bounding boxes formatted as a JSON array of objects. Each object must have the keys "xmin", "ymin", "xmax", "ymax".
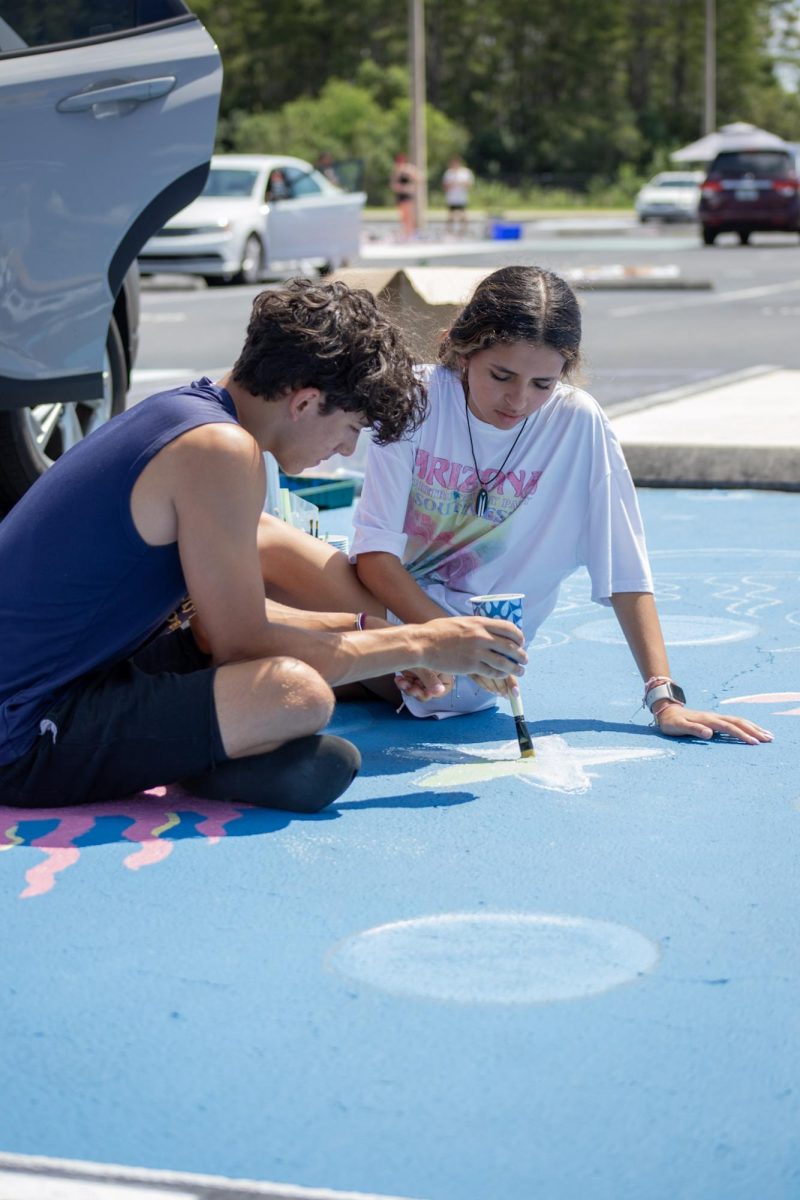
[{"xmin": 0, "ymin": 0, "xmax": 222, "ymax": 507}]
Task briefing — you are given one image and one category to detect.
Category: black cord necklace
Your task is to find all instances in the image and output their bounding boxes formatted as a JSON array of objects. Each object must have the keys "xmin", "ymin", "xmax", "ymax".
[{"xmin": 464, "ymin": 393, "xmax": 529, "ymax": 517}]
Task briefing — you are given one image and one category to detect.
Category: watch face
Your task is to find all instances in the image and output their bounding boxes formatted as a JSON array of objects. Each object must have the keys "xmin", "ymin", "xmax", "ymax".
[{"xmin": 670, "ymin": 683, "xmax": 686, "ymax": 705}]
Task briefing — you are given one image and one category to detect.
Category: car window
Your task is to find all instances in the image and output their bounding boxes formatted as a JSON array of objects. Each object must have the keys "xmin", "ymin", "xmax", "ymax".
[
  {"xmin": 657, "ymin": 179, "xmax": 696, "ymax": 188},
  {"xmin": 710, "ymin": 151, "xmax": 794, "ymax": 180},
  {"xmin": 283, "ymin": 167, "xmax": 323, "ymax": 197},
  {"xmin": 202, "ymin": 169, "xmax": 259, "ymax": 198},
  {"xmin": 0, "ymin": 0, "xmax": 189, "ymax": 50}
]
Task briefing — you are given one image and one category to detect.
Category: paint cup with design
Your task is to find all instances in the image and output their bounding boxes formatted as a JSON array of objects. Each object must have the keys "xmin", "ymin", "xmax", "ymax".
[
  {"xmin": 469, "ymin": 592, "xmax": 525, "ymax": 665},
  {"xmin": 469, "ymin": 592, "xmax": 524, "ymax": 629}
]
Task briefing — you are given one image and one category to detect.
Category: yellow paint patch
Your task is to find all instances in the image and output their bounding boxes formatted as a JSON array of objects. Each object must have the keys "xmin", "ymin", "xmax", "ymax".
[
  {"xmin": 424, "ymin": 759, "xmax": 539, "ymax": 788},
  {"xmin": 1, "ymin": 824, "xmax": 23, "ymax": 849},
  {"xmin": 151, "ymin": 811, "xmax": 180, "ymax": 838}
]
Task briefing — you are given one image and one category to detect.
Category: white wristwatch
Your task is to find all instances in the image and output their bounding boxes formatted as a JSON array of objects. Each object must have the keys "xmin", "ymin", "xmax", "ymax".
[{"xmin": 645, "ymin": 680, "xmax": 686, "ymax": 712}]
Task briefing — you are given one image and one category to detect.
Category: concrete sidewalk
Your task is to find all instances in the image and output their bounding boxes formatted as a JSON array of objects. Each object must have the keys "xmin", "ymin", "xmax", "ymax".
[{"xmin": 609, "ymin": 366, "xmax": 800, "ymax": 490}]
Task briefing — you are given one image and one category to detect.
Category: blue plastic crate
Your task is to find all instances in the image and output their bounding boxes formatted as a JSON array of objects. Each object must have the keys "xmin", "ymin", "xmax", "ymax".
[{"xmin": 490, "ymin": 221, "xmax": 522, "ymax": 240}]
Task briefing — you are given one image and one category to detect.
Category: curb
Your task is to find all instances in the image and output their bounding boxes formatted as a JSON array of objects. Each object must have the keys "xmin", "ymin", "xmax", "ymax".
[
  {"xmin": 621, "ymin": 443, "xmax": 800, "ymax": 491},
  {"xmin": 571, "ymin": 277, "xmax": 712, "ymax": 291},
  {"xmin": 0, "ymin": 1151, "xmax": 412, "ymax": 1200},
  {"xmin": 610, "ymin": 367, "xmax": 800, "ymax": 491}
]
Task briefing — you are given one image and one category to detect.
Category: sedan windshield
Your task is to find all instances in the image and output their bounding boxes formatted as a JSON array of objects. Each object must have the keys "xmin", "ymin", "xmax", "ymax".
[{"xmin": 202, "ymin": 169, "xmax": 259, "ymax": 198}]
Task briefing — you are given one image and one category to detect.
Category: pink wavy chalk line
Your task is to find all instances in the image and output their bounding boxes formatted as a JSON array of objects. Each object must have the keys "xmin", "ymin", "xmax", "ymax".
[{"xmin": 0, "ymin": 789, "xmax": 250, "ymax": 898}]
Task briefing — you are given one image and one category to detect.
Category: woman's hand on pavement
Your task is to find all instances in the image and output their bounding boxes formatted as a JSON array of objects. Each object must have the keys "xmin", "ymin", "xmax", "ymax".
[{"xmin": 654, "ymin": 702, "xmax": 773, "ymax": 744}]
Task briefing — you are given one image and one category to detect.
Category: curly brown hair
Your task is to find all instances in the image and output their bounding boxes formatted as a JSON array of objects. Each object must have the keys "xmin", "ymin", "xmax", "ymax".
[
  {"xmin": 231, "ymin": 278, "xmax": 425, "ymax": 444},
  {"xmin": 438, "ymin": 265, "xmax": 582, "ymax": 379}
]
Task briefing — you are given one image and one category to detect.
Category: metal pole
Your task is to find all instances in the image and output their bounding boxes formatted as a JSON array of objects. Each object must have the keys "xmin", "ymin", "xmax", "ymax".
[
  {"xmin": 409, "ymin": 0, "xmax": 427, "ymax": 232},
  {"xmin": 704, "ymin": 0, "xmax": 716, "ymax": 135}
]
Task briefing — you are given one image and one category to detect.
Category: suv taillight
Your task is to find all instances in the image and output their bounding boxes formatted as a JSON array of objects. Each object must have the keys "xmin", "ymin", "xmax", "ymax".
[
  {"xmin": 773, "ymin": 179, "xmax": 799, "ymax": 196},
  {"xmin": 701, "ymin": 179, "xmax": 722, "ymax": 193}
]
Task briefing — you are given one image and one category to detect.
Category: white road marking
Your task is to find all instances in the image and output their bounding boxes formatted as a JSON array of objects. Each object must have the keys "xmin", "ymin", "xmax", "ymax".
[{"xmin": 610, "ymin": 277, "xmax": 800, "ymax": 318}]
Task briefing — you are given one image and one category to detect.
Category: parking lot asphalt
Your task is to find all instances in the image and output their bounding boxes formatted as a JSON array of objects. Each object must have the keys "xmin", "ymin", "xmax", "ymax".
[{"xmin": 1, "ymin": 486, "xmax": 798, "ymax": 1200}]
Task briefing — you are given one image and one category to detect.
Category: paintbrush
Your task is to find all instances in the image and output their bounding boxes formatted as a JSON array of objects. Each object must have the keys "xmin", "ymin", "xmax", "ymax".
[{"xmin": 509, "ymin": 685, "xmax": 535, "ymax": 758}]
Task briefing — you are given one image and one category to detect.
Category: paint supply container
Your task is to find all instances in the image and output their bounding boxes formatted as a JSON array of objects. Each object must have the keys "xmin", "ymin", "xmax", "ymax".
[
  {"xmin": 325, "ymin": 533, "xmax": 350, "ymax": 555},
  {"xmin": 469, "ymin": 592, "xmax": 524, "ymax": 628}
]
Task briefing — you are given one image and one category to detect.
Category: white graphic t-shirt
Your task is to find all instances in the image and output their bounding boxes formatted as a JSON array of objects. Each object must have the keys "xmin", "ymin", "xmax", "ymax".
[{"xmin": 352, "ymin": 364, "xmax": 653, "ymax": 649}]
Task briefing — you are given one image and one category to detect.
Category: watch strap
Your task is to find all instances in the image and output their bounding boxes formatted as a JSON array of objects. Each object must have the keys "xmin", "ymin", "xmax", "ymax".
[{"xmin": 645, "ymin": 680, "xmax": 686, "ymax": 712}]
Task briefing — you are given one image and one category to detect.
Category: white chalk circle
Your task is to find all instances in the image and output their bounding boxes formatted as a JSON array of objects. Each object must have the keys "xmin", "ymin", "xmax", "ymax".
[
  {"xmin": 572, "ymin": 615, "xmax": 757, "ymax": 646},
  {"xmin": 326, "ymin": 912, "xmax": 659, "ymax": 1005},
  {"xmin": 528, "ymin": 628, "xmax": 570, "ymax": 651}
]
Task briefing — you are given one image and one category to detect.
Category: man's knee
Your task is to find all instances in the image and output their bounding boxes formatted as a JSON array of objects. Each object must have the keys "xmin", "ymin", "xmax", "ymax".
[
  {"xmin": 273, "ymin": 656, "xmax": 335, "ymax": 730},
  {"xmin": 213, "ymin": 655, "xmax": 334, "ymax": 760}
]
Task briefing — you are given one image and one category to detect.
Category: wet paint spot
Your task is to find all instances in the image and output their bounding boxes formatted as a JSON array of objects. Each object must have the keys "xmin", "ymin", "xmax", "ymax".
[
  {"xmin": 326, "ymin": 912, "xmax": 660, "ymax": 1005},
  {"xmin": 572, "ymin": 615, "xmax": 757, "ymax": 646}
]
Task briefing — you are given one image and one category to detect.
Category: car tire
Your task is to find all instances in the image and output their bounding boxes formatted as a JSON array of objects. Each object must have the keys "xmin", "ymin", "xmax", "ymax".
[
  {"xmin": 234, "ymin": 234, "xmax": 264, "ymax": 285},
  {"xmin": 738, "ymin": 230, "xmax": 751, "ymax": 245},
  {"xmin": 203, "ymin": 276, "xmax": 228, "ymax": 287},
  {"xmin": 0, "ymin": 316, "xmax": 127, "ymax": 509},
  {"xmin": 701, "ymin": 226, "xmax": 716, "ymax": 245}
]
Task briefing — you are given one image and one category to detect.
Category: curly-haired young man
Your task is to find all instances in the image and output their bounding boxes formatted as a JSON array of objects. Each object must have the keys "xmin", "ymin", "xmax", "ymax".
[{"xmin": 0, "ymin": 280, "xmax": 526, "ymax": 813}]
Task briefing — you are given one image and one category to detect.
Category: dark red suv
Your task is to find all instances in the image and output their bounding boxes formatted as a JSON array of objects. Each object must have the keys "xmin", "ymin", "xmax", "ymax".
[{"xmin": 699, "ymin": 148, "xmax": 800, "ymax": 244}]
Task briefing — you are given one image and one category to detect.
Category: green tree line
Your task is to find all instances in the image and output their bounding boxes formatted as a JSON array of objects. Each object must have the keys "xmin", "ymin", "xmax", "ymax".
[{"xmin": 191, "ymin": 0, "xmax": 800, "ymax": 203}]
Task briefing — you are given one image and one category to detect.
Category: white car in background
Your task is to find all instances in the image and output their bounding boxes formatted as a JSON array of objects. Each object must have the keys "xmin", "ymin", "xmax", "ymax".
[
  {"xmin": 634, "ymin": 170, "xmax": 704, "ymax": 222},
  {"xmin": 138, "ymin": 154, "xmax": 366, "ymax": 285}
]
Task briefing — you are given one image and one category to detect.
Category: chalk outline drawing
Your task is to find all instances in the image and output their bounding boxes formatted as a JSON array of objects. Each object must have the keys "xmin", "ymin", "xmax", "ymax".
[
  {"xmin": 325, "ymin": 912, "xmax": 661, "ymax": 1005},
  {"xmin": 393, "ymin": 735, "xmax": 671, "ymax": 795}
]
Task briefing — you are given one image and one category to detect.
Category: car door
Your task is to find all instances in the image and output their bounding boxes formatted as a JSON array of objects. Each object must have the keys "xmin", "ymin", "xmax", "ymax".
[
  {"xmin": 0, "ymin": 1, "xmax": 221, "ymax": 415},
  {"xmin": 267, "ymin": 164, "xmax": 364, "ymax": 265}
]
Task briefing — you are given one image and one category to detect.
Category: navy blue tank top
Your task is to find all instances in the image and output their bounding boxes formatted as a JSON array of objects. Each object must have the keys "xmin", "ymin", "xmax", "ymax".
[{"xmin": 0, "ymin": 378, "xmax": 239, "ymax": 764}]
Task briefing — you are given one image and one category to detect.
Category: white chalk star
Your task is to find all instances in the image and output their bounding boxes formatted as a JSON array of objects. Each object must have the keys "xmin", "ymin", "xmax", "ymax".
[{"xmin": 393, "ymin": 735, "xmax": 670, "ymax": 795}]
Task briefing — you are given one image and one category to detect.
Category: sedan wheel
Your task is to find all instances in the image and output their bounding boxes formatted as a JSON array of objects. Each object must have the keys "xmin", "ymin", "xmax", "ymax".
[
  {"xmin": 235, "ymin": 234, "xmax": 264, "ymax": 285},
  {"xmin": 0, "ymin": 317, "xmax": 127, "ymax": 508}
]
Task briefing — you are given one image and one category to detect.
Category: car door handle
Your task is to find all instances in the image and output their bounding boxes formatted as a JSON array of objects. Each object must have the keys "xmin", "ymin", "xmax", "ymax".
[{"xmin": 57, "ymin": 77, "xmax": 176, "ymax": 115}]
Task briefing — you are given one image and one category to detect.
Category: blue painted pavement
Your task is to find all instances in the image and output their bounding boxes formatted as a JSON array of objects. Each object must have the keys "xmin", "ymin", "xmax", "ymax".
[{"xmin": 1, "ymin": 488, "xmax": 798, "ymax": 1200}]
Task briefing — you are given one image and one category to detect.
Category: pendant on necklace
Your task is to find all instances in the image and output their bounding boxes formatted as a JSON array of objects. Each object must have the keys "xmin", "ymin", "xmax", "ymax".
[{"xmin": 475, "ymin": 488, "xmax": 489, "ymax": 517}]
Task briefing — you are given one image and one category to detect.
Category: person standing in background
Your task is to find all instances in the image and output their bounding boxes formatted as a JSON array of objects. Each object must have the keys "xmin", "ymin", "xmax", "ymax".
[
  {"xmin": 315, "ymin": 151, "xmax": 340, "ymax": 187},
  {"xmin": 390, "ymin": 153, "xmax": 420, "ymax": 240},
  {"xmin": 442, "ymin": 155, "xmax": 475, "ymax": 236}
]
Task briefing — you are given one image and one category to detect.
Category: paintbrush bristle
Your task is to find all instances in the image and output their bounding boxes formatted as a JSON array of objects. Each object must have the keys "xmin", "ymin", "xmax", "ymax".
[{"xmin": 513, "ymin": 714, "xmax": 536, "ymax": 760}]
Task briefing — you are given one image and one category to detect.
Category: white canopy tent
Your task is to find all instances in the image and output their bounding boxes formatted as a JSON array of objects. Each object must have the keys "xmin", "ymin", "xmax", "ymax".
[{"xmin": 671, "ymin": 122, "xmax": 789, "ymax": 164}]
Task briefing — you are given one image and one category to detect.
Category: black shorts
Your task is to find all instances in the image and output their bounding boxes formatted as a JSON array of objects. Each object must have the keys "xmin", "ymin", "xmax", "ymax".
[
  {"xmin": 447, "ymin": 203, "xmax": 466, "ymax": 211},
  {"xmin": 0, "ymin": 628, "xmax": 226, "ymax": 808}
]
